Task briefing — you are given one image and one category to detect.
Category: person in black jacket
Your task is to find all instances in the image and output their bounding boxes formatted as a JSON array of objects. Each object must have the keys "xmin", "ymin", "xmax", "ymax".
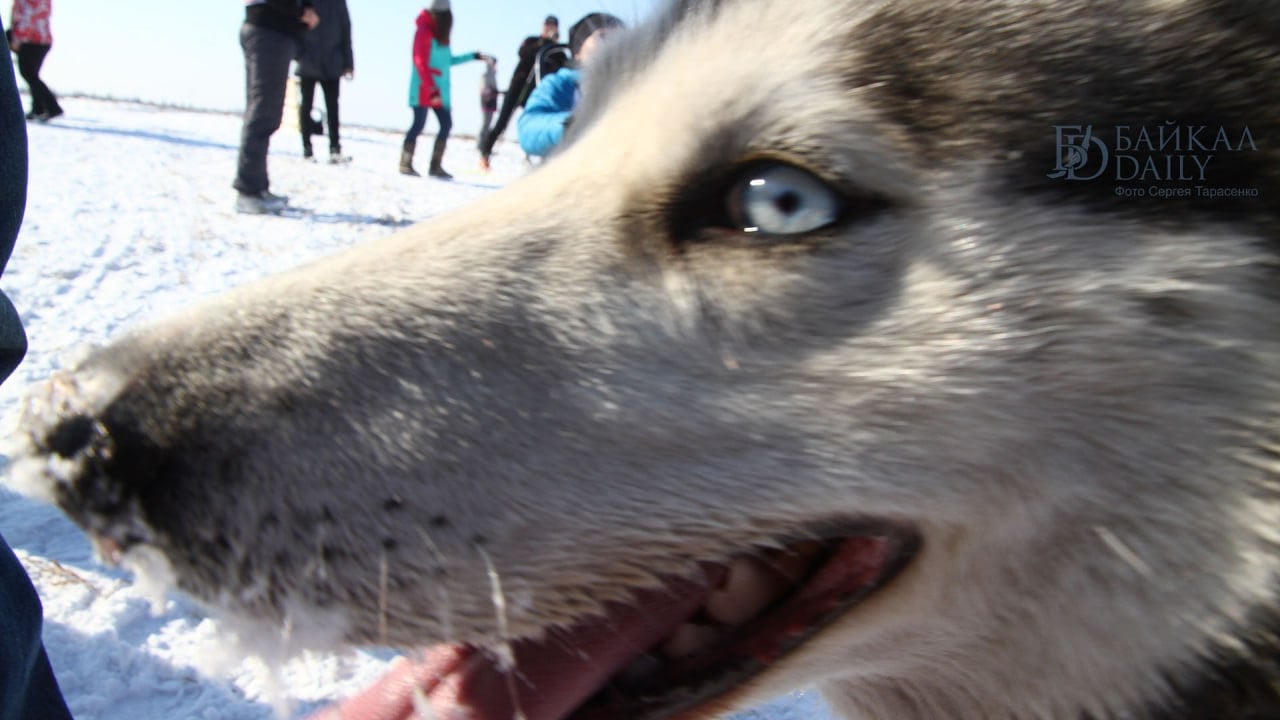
[
  {"xmin": 0, "ymin": 15, "xmax": 75, "ymax": 720},
  {"xmin": 476, "ymin": 14, "xmax": 558, "ymax": 171},
  {"xmin": 295, "ymin": 0, "xmax": 353, "ymax": 164},
  {"xmin": 234, "ymin": 0, "xmax": 319, "ymax": 215}
]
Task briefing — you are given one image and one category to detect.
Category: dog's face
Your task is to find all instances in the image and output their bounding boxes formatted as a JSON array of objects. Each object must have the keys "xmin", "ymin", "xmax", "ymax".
[{"xmin": 9, "ymin": 1, "xmax": 1280, "ymax": 719}]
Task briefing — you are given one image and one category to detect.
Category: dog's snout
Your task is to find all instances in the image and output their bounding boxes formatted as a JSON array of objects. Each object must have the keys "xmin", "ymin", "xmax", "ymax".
[{"xmin": 10, "ymin": 365, "xmax": 158, "ymax": 529}]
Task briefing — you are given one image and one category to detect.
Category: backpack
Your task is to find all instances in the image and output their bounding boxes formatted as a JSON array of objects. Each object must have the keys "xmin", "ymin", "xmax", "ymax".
[
  {"xmin": 534, "ymin": 43, "xmax": 572, "ymax": 86},
  {"xmin": 517, "ymin": 43, "xmax": 572, "ymax": 106}
]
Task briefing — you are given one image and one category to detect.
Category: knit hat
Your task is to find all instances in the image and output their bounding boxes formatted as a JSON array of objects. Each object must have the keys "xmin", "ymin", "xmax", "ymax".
[
  {"xmin": 429, "ymin": 0, "xmax": 450, "ymax": 11},
  {"xmin": 544, "ymin": 15, "xmax": 559, "ymax": 26},
  {"xmin": 569, "ymin": 12, "xmax": 624, "ymax": 58}
]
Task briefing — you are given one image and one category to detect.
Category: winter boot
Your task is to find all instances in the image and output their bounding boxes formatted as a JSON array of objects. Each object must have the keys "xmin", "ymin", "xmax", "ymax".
[
  {"xmin": 235, "ymin": 190, "xmax": 288, "ymax": 215},
  {"xmin": 302, "ymin": 135, "xmax": 315, "ymax": 161},
  {"xmin": 428, "ymin": 136, "xmax": 453, "ymax": 180},
  {"xmin": 399, "ymin": 139, "xmax": 420, "ymax": 176}
]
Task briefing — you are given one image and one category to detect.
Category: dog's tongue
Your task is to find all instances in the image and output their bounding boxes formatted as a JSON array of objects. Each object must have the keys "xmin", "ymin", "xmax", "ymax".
[{"xmin": 306, "ymin": 577, "xmax": 713, "ymax": 720}]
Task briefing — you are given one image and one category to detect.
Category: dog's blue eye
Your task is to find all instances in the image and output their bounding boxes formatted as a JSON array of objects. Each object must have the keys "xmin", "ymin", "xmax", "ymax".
[{"xmin": 728, "ymin": 165, "xmax": 842, "ymax": 236}]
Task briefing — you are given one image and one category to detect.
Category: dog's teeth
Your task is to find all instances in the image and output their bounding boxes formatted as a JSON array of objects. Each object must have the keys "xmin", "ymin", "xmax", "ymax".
[
  {"xmin": 662, "ymin": 623, "xmax": 721, "ymax": 659},
  {"xmin": 91, "ymin": 535, "xmax": 123, "ymax": 566},
  {"xmin": 766, "ymin": 541, "xmax": 826, "ymax": 583},
  {"xmin": 705, "ymin": 556, "xmax": 792, "ymax": 625}
]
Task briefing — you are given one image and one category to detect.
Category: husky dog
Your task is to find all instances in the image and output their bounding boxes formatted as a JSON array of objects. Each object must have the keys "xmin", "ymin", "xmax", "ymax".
[{"xmin": 7, "ymin": 0, "xmax": 1280, "ymax": 718}]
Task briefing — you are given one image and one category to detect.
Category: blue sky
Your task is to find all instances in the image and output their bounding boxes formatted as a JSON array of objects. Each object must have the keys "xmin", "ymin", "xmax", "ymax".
[{"xmin": 27, "ymin": 0, "xmax": 662, "ymax": 142}]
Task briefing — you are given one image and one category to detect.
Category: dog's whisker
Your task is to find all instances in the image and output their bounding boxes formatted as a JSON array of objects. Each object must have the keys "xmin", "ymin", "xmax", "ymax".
[
  {"xmin": 478, "ymin": 545, "xmax": 529, "ymax": 720},
  {"xmin": 378, "ymin": 545, "xmax": 390, "ymax": 646},
  {"xmin": 1092, "ymin": 526, "xmax": 1154, "ymax": 579},
  {"xmin": 411, "ymin": 681, "xmax": 439, "ymax": 720},
  {"xmin": 313, "ymin": 532, "xmax": 328, "ymax": 582},
  {"xmin": 545, "ymin": 625, "xmax": 591, "ymax": 662}
]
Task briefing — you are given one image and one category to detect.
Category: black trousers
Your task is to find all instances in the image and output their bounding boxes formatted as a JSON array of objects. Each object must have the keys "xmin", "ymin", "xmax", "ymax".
[
  {"xmin": 234, "ymin": 22, "xmax": 297, "ymax": 195},
  {"xmin": 14, "ymin": 43, "xmax": 60, "ymax": 118},
  {"xmin": 299, "ymin": 76, "xmax": 341, "ymax": 154}
]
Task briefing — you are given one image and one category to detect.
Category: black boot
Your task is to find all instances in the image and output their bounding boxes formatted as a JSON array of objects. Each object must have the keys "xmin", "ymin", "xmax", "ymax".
[
  {"xmin": 428, "ymin": 136, "xmax": 453, "ymax": 180},
  {"xmin": 302, "ymin": 135, "xmax": 314, "ymax": 160},
  {"xmin": 400, "ymin": 139, "xmax": 420, "ymax": 176}
]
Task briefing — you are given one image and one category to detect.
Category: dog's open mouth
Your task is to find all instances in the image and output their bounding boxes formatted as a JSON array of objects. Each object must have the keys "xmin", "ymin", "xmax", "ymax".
[{"xmin": 316, "ymin": 528, "xmax": 919, "ymax": 720}]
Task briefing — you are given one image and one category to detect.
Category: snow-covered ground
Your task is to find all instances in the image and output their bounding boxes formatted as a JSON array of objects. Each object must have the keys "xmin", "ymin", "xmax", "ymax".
[{"xmin": 0, "ymin": 99, "xmax": 834, "ymax": 720}]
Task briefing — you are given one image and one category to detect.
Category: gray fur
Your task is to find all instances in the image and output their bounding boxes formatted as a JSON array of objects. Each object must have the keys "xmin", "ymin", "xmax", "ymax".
[{"xmin": 8, "ymin": 0, "xmax": 1280, "ymax": 718}]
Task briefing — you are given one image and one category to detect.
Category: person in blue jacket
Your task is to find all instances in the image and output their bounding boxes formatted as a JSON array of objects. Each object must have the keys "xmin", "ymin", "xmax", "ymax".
[
  {"xmin": 0, "ymin": 15, "xmax": 75, "ymax": 720},
  {"xmin": 517, "ymin": 12, "xmax": 623, "ymax": 159}
]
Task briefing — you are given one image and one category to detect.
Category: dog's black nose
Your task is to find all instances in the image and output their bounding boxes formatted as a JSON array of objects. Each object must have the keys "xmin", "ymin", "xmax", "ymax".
[{"xmin": 46, "ymin": 414, "xmax": 98, "ymax": 458}]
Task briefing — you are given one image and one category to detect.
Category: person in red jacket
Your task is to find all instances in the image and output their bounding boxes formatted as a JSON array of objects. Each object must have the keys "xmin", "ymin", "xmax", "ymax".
[
  {"xmin": 400, "ymin": 0, "xmax": 490, "ymax": 180},
  {"xmin": 400, "ymin": 6, "xmax": 439, "ymax": 176},
  {"xmin": 7, "ymin": 0, "xmax": 61, "ymax": 122}
]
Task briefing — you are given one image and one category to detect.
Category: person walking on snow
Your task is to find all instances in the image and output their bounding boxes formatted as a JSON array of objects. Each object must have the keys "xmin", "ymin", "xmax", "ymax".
[
  {"xmin": 401, "ymin": 0, "xmax": 491, "ymax": 180},
  {"xmin": 7, "ymin": 0, "xmax": 61, "ymax": 122},
  {"xmin": 233, "ymin": 0, "xmax": 320, "ymax": 215},
  {"xmin": 295, "ymin": 0, "xmax": 353, "ymax": 164}
]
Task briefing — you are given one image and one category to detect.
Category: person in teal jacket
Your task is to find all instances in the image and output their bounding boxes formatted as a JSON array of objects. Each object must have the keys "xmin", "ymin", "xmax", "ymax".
[
  {"xmin": 517, "ymin": 12, "xmax": 623, "ymax": 159},
  {"xmin": 400, "ymin": 0, "xmax": 490, "ymax": 179}
]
